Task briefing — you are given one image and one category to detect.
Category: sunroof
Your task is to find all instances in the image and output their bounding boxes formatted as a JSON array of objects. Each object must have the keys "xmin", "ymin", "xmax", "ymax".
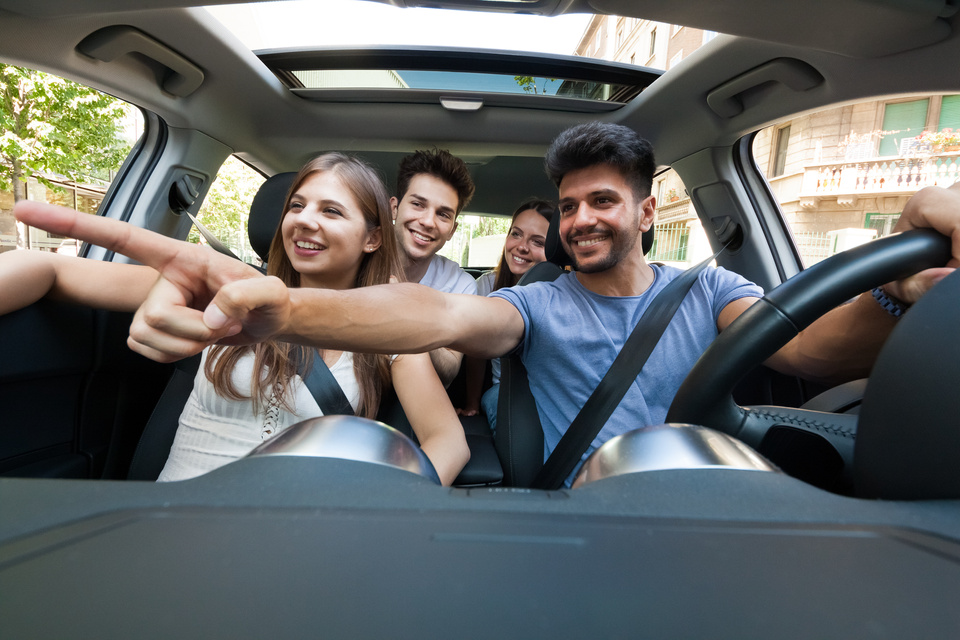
[
  {"xmin": 260, "ymin": 47, "xmax": 661, "ymax": 107},
  {"xmin": 289, "ymin": 69, "xmax": 638, "ymax": 102}
]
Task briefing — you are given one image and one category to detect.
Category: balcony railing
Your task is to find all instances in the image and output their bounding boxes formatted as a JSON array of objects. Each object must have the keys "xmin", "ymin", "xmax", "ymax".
[{"xmin": 799, "ymin": 152, "xmax": 960, "ymax": 206}]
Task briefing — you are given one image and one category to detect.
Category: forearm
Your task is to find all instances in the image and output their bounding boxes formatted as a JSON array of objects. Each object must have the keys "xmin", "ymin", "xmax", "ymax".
[
  {"xmin": 279, "ymin": 283, "xmax": 520, "ymax": 358},
  {"xmin": 392, "ymin": 353, "xmax": 470, "ymax": 486},
  {"xmin": 767, "ymin": 291, "xmax": 898, "ymax": 385},
  {"xmin": 419, "ymin": 430, "xmax": 471, "ymax": 486},
  {"xmin": 0, "ymin": 250, "xmax": 58, "ymax": 315},
  {"xmin": 0, "ymin": 251, "xmax": 154, "ymax": 315}
]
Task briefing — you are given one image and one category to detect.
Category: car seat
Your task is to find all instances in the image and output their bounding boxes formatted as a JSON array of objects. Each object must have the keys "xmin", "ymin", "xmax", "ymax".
[{"xmin": 494, "ymin": 210, "xmax": 654, "ymax": 487}]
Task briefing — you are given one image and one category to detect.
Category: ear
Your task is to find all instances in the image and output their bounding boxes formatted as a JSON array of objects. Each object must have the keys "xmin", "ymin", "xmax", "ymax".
[
  {"xmin": 390, "ymin": 197, "xmax": 399, "ymax": 222},
  {"xmin": 639, "ymin": 195, "xmax": 657, "ymax": 232},
  {"xmin": 363, "ymin": 226, "xmax": 382, "ymax": 253},
  {"xmin": 447, "ymin": 217, "xmax": 459, "ymax": 239}
]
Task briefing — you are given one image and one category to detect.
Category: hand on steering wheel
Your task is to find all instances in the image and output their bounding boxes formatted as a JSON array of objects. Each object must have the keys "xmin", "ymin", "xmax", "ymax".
[{"xmin": 665, "ymin": 229, "xmax": 952, "ymax": 481}]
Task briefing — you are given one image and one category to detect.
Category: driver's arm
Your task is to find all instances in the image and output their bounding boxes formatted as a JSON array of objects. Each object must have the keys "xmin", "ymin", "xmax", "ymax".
[
  {"xmin": 718, "ymin": 294, "xmax": 900, "ymax": 385},
  {"xmin": 278, "ymin": 283, "xmax": 525, "ymax": 360},
  {"xmin": 717, "ymin": 181, "xmax": 960, "ymax": 385}
]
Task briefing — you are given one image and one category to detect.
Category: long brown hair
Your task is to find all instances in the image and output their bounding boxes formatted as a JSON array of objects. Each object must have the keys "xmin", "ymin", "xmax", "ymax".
[
  {"xmin": 491, "ymin": 198, "xmax": 554, "ymax": 291},
  {"xmin": 206, "ymin": 153, "xmax": 403, "ymax": 419}
]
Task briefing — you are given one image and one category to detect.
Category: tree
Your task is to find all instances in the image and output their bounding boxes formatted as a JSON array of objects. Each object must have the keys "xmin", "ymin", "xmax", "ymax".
[
  {"xmin": 0, "ymin": 64, "xmax": 130, "ymax": 246},
  {"xmin": 191, "ymin": 156, "xmax": 265, "ymax": 263},
  {"xmin": 514, "ymin": 75, "xmax": 559, "ymax": 95}
]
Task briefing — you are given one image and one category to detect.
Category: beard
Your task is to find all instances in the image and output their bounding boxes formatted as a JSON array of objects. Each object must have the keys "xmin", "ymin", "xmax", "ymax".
[{"xmin": 563, "ymin": 220, "xmax": 640, "ymax": 274}]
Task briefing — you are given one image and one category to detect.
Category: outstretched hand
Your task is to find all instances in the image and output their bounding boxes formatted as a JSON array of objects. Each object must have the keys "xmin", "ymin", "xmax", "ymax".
[
  {"xmin": 15, "ymin": 201, "xmax": 290, "ymax": 362},
  {"xmin": 881, "ymin": 182, "xmax": 960, "ymax": 304}
]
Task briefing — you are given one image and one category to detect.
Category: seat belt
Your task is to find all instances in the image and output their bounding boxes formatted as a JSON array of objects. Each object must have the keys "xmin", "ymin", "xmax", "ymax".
[
  {"xmin": 297, "ymin": 352, "xmax": 354, "ymax": 416},
  {"xmin": 531, "ymin": 248, "xmax": 724, "ymax": 490}
]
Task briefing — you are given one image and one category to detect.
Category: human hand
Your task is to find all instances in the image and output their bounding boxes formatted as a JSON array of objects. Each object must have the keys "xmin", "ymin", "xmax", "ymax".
[
  {"xmin": 14, "ymin": 201, "xmax": 285, "ymax": 362},
  {"xmin": 456, "ymin": 404, "xmax": 479, "ymax": 417},
  {"xmin": 882, "ymin": 183, "xmax": 960, "ymax": 304}
]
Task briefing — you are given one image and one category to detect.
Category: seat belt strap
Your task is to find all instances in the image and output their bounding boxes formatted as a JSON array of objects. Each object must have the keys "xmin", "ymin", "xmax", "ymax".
[
  {"xmin": 532, "ymin": 248, "xmax": 724, "ymax": 490},
  {"xmin": 298, "ymin": 352, "xmax": 354, "ymax": 416}
]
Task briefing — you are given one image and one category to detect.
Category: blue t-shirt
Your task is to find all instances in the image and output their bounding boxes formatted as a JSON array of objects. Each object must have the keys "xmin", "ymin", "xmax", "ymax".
[{"xmin": 491, "ymin": 264, "xmax": 763, "ymax": 482}]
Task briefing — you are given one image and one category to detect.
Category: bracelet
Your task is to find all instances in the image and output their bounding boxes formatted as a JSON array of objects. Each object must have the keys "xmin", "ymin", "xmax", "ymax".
[{"xmin": 871, "ymin": 286, "xmax": 909, "ymax": 318}]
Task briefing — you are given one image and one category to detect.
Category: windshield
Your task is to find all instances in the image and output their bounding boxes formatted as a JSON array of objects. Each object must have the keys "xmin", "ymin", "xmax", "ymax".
[
  {"xmin": 206, "ymin": 1, "xmax": 594, "ymax": 57},
  {"xmin": 205, "ymin": 0, "xmax": 721, "ymax": 73}
]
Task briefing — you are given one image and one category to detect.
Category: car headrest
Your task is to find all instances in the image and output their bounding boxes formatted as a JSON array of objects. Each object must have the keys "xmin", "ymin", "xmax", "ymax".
[
  {"xmin": 248, "ymin": 172, "xmax": 297, "ymax": 263},
  {"xmin": 542, "ymin": 206, "xmax": 656, "ymax": 269}
]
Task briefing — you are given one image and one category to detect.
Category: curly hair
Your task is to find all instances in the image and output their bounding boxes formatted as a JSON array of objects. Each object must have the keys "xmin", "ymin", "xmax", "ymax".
[
  {"xmin": 544, "ymin": 122, "xmax": 656, "ymax": 200},
  {"xmin": 396, "ymin": 148, "xmax": 475, "ymax": 214}
]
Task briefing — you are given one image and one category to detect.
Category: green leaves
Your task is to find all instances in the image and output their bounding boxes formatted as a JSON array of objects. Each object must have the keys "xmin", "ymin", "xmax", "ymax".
[
  {"xmin": 0, "ymin": 64, "xmax": 131, "ymax": 198},
  {"xmin": 190, "ymin": 156, "xmax": 265, "ymax": 262}
]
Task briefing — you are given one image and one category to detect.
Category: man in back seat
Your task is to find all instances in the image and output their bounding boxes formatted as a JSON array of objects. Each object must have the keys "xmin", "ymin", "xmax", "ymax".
[
  {"xmin": 389, "ymin": 149, "xmax": 478, "ymax": 385},
  {"xmin": 15, "ymin": 122, "xmax": 960, "ymax": 485}
]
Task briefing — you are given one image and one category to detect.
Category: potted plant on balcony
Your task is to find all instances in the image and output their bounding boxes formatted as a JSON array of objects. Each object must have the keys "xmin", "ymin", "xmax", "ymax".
[{"xmin": 917, "ymin": 128, "xmax": 960, "ymax": 152}]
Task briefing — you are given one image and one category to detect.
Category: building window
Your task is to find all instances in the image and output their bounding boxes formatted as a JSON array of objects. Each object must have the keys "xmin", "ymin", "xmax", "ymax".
[
  {"xmin": 649, "ymin": 28, "xmax": 657, "ymax": 58},
  {"xmin": 669, "ymin": 52, "xmax": 683, "ymax": 69},
  {"xmin": 629, "ymin": 52, "xmax": 636, "ymax": 65},
  {"xmin": 879, "ymin": 98, "xmax": 929, "ymax": 157},
  {"xmin": 703, "ymin": 30, "xmax": 718, "ymax": 44},
  {"xmin": 773, "ymin": 125, "xmax": 791, "ymax": 177},
  {"xmin": 865, "ymin": 213, "xmax": 901, "ymax": 237},
  {"xmin": 937, "ymin": 94, "xmax": 960, "ymax": 131}
]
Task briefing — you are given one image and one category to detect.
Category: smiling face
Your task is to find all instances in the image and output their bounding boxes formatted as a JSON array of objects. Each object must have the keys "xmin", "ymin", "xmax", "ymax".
[
  {"xmin": 280, "ymin": 171, "xmax": 382, "ymax": 290},
  {"xmin": 557, "ymin": 164, "xmax": 655, "ymax": 274},
  {"xmin": 503, "ymin": 208, "xmax": 549, "ymax": 277},
  {"xmin": 390, "ymin": 173, "xmax": 459, "ymax": 268}
]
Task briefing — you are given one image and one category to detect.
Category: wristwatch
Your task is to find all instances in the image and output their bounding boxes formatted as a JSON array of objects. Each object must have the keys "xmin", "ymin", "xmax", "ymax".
[{"xmin": 871, "ymin": 285, "xmax": 910, "ymax": 318}]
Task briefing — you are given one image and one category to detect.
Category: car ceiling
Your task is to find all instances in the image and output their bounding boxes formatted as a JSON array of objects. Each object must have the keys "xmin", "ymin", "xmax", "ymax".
[{"xmin": 1, "ymin": 0, "xmax": 960, "ymax": 214}]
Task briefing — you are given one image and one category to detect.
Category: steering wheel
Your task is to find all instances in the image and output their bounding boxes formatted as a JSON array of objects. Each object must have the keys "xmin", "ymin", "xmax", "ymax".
[{"xmin": 665, "ymin": 229, "xmax": 951, "ymax": 480}]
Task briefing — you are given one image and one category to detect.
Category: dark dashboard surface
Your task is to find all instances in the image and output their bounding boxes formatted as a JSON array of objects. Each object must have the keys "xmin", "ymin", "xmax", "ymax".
[{"xmin": 3, "ymin": 457, "xmax": 960, "ymax": 638}]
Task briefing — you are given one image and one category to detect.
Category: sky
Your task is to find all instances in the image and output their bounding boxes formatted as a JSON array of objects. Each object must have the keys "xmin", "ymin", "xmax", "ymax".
[{"xmin": 205, "ymin": 0, "xmax": 594, "ymax": 56}]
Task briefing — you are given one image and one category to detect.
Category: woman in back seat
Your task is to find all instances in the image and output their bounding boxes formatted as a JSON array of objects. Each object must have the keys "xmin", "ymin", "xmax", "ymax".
[{"xmin": 0, "ymin": 153, "xmax": 469, "ymax": 485}]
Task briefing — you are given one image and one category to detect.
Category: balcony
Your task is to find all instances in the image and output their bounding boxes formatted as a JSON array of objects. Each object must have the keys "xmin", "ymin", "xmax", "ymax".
[{"xmin": 797, "ymin": 151, "xmax": 960, "ymax": 209}]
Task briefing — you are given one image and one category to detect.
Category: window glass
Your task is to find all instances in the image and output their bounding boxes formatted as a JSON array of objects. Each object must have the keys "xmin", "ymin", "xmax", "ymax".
[
  {"xmin": 439, "ymin": 215, "xmax": 513, "ymax": 269},
  {"xmin": 191, "ymin": 156, "xmax": 266, "ymax": 266},
  {"xmin": 1, "ymin": 64, "xmax": 142, "ymax": 255},
  {"xmin": 648, "ymin": 175, "xmax": 710, "ymax": 269},
  {"xmin": 937, "ymin": 94, "xmax": 960, "ymax": 131},
  {"xmin": 879, "ymin": 99, "xmax": 929, "ymax": 157},
  {"xmin": 753, "ymin": 93, "xmax": 960, "ymax": 266}
]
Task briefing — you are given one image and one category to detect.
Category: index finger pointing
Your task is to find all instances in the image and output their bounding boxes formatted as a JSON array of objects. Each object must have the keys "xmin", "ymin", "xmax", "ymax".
[{"xmin": 14, "ymin": 200, "xmax": 184, "ymax": 270}]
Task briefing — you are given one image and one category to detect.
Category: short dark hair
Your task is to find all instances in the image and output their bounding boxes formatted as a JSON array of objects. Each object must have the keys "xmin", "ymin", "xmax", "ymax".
[
  {"xmin": 544, "ymin": 122, "xmax": 656, "ymax": 200},
  {"xmin": 396, "ymin": 149, "xmax": 475, "ymax": 214}
]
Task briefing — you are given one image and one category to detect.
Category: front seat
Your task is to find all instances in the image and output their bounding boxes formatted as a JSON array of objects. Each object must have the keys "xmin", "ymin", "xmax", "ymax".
[
  {"xmin": 493, "ymin": 211, "xmax": 654, "ymax": 487},
  {"xmin": 127, "ymin": 172, "xmax": 296, "ymax": 479}
]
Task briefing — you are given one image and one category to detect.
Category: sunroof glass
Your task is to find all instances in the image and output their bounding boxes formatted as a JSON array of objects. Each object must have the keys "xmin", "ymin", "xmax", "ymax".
[{"xmin": 290, "ymin": 69, "xmax": 635, "ymax": 102}]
